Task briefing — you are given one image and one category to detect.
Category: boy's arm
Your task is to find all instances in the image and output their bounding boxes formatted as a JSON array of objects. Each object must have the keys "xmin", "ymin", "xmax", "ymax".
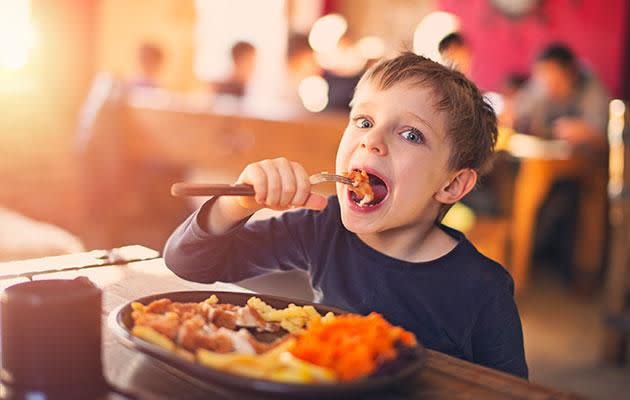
[
  {"xmin": 163, "ymin": 198, "xmax": 317, "ymax": 283},
  {"xmin": 470, "ymin": 288, "xmax": 529, "ymax": 379},
  {"xmin": 164, "ymin": 157, "xmax": 327, "ymax": 283}
]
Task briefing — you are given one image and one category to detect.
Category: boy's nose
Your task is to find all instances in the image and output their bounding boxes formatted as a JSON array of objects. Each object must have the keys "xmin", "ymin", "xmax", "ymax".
[{"xmin": 360, "ymin": 130, "xmax": 388, "ymax": 156}]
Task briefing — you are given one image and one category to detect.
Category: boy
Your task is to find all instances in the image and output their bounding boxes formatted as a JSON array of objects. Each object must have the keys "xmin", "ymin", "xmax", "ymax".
[{"xmin": 164, "ymin": 53, "xmax": 528, "ymax": 378}]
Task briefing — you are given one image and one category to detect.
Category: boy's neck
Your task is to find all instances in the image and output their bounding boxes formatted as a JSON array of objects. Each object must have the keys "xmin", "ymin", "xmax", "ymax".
[{"xmin": 356, "ymin": 221, "xmax": 458, "ymax": 263}]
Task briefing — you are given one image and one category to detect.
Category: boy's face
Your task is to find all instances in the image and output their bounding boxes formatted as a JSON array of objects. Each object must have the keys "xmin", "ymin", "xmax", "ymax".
[{"xmin": 335, "ymin": 80, "xmax": 454, "ymax": 234}]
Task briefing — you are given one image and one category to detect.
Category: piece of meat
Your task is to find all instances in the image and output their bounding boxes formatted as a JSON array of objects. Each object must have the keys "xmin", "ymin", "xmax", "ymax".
[
  {"xmin": 213, "ymin": 309, "xmax": 238, "ymax": 330},
  {"xmin": 236, "ymin": 305, "xmax": 281, "ymax": 332},
  {"xmin": 134, "ymin": 312, "xmax": 180, "ymax": 339},
  {"xmin": 227, "ymin": 328, "xmax": 256, "ymax": 354},
  {"xmin": 208, "ymin": 328, "xmax": 237, "ymax": 353},
  {"xmin": 343, "ymin": 170, "xmax": 374, "ymax": 205},
  {"xmin": 170, "ymin": 302, "xmax": 205, "ymax": 322},
  {"xmin": 176, "ymin": 318, "xmax": 238, "ymax": 353},
  {"xmin": 144, "ymin": 298, "xmax": 172, "ymax": 314},
  {"xmin": 134, "ymin": 298, "xmax": 286, "ymax": 357},
  {"xmin": 177, "ymin": 316, "xmax": 206, "ymax": 352}
]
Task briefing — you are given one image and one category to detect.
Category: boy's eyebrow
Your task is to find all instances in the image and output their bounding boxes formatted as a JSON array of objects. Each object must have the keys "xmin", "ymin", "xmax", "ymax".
[
  {"xmin": 351, "ymin": 101, "xmax": 439, "ymax": 138},
  {"xmin": 349, "ymin": 100, "xmax": 374, "ymax": 110},
  {"xmin": 404, "ymin": 111, "xmax": 437, "ymax": 137}
]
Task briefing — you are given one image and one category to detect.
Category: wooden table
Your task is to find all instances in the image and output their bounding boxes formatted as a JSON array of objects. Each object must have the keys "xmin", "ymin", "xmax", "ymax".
[{"xmin": 0, "ymin": 253, "xmax": 582, "ymax": 399}]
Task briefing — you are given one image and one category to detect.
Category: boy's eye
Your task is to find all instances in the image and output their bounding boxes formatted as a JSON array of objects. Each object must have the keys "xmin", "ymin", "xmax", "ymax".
[
  {"xmin": 399, "ymin": 128, "xmax": 424, "ymax": 144},
  {"xmin": 354, "ymin": 117, "xmax": 373, "ymax": 129}
]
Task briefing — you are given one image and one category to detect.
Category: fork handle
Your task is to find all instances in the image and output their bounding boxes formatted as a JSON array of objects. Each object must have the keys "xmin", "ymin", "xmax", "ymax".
[{"xmin": 171, "ymin": 182, "xmax": 255, "ymax": 197}]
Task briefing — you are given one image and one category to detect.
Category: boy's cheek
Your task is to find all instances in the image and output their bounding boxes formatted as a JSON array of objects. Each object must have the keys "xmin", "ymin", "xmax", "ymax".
[{"xmin": 335, "ymin": 142, "xmax": 352, "ymax": 170}]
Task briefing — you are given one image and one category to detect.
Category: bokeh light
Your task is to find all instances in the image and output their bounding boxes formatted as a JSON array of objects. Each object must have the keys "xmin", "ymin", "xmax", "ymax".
[
  {"xmin": 298, "ymin": 75, "xmax": 329, "ymax": 112},
  {"xmin": 356, "ymin": 36, "xmax": 385, "ymax": 60},
  {"xmin": 413, "ymin": 11, "xmax": 459, "ymax": 63},
  {"xmin": 308, "ymin": 14, "xmax": 347, "ymax": 54},
  {"xmin": 0, "ymin": 0, "xmax": 37, "ymax": 70}
]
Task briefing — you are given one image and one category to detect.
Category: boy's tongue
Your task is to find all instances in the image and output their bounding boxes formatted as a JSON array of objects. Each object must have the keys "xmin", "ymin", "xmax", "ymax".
[{"xmin": 371, "ymin": 182, "xmax": 388, "ymax": 203}]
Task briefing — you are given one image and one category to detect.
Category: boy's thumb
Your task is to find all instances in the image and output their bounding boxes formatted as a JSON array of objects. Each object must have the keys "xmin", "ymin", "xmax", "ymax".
[{"xmin": 303, "ymin": 193, "xmax": 328, "ymax": 210}]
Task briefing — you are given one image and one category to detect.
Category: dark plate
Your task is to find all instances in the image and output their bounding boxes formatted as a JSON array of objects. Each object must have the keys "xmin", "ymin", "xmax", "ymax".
[{"xmin": 107, "ymin": 291, "xmax": 426, "ymax": 398}]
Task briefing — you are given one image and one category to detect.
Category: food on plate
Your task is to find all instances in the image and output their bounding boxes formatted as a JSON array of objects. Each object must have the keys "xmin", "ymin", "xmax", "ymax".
[
  {"xmin": 197, "ymin": 338, "xmax": 335, "ymax": 383},
  {"xmin": 247, "ymin": 296, "xmax": 335, "ymax": 333},
  {"xmin": 290, "ymin": 312, "xmax": 417, "ymax": 381},
  {"xmin": 129, "ymin": 295, "xmax": 417, "ymax": 384}
]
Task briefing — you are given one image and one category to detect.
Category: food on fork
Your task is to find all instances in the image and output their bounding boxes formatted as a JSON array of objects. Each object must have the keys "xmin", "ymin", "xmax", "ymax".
[
  {"xmin": 343, "ymin": 170, "xmax": 374, "ymax": 206},
  {"xmin": 129, "ymin": 295, "xmax": 418, "ymax": 384},
  {"xmin": 343, "ymin": 169, "xmax": 390, "ymax": 208}
]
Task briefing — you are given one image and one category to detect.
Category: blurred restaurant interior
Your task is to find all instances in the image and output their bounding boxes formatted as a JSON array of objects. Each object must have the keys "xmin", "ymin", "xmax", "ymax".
[{"xmin": 0, "ymin": 0, "xmax": 629, "ymax": 398}]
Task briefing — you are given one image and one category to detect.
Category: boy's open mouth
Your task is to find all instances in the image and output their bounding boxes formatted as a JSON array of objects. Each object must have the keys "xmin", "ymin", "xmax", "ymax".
[{"xmin": 349, "ymin": 169, "xmax": 389, "ymax": 208}]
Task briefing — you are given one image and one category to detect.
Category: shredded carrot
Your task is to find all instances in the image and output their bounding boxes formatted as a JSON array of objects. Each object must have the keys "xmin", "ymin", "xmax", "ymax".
[{"xmin": 289, "ymin": 312, "xmax": 417, "ymax": 381}]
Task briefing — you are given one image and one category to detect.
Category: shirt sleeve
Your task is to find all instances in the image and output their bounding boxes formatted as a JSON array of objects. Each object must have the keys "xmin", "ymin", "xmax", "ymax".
[
  {"xmin": 471, "ymin": 287, "xmax": 529, "ymax": 379},
  {"xmin": 163, "ymin": 198, "xmax": 315, "ymax": 283}
]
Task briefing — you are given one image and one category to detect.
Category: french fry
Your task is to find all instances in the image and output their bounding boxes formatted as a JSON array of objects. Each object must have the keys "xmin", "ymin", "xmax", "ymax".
[
  {"xmin": 197, "ymin": 349, "xmax": 269, "ymax": 379},
  {"xmin": 132, "ymin": 325, "xmax": 175, "ymax": 351},
  {"xmin": 248, "ymin": 297, "xmax": 331, "ymax": 333},
  {"xmin": 258, "ymin": 338, "xmax": 296, "ymax": 362},
  {"xmin": 278, "ymin": 352, "xmax": 336, "ymax": 382},
  {"xmin": 197, "ymin": 349, "xmax": 257, "ymax": 368},
  {"xmin": 175, "ymin": 348, "xmax": 195, "ymax": 362}
]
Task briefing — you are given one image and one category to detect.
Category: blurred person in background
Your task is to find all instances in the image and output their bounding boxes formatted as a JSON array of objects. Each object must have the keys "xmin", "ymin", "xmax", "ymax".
[
  {"xmin": 513, "ymin": 43, "xmax": 609, "ymax": 151},
  {"xmin": 274, "ymin": 32, "xmax": 322, "ymax": 110},
  {"xmin": 514, "ymin": 43, "xmax": 610, "ymax": 284},
  {"xmin": 497, "ymin": 73, "xmax": 528, "ymax": 128},
  {"xmin": 322, "ymin": 35, "xmax": 367, "ymax": 111},
  {"xmin": 438, "ymin": 32, "xmax": 473, "ymax": 79},
  {"xmin": 287, "ymin": 33, "xmax": 320, "ymax": 86},
  {"xmin": 128, "ymin": 42, "xmax": 165, "ymax": 89},
  {"xmin": 210, "ymin": 41, "xmax": 257, "ymax": 99}
]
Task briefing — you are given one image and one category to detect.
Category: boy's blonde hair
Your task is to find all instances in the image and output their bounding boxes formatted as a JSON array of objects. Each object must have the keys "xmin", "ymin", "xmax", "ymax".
[{"xmin": 355, "ymin": 52, "xmax": 498, "ymax": 176}]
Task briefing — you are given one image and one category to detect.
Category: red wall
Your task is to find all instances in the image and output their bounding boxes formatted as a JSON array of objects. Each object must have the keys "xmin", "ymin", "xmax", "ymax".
[{"xmin": 439, "ymin": 0, "xmax": 628, "ymax": 97}]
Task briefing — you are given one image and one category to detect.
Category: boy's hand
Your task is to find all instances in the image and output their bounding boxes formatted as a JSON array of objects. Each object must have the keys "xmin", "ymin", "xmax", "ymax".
[
  {"xmin": 206, "ymin": 158, "xmax": 327, "ymax": 235},
  {"xmin": 235, "ymin": 158, "xmax": 327, "ymax": 211}
]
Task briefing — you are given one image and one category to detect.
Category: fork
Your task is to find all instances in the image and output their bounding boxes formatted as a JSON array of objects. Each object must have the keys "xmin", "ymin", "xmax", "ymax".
[{"xmin": 170, "ymin": 173, "xmax": 353, "ymax": 197}]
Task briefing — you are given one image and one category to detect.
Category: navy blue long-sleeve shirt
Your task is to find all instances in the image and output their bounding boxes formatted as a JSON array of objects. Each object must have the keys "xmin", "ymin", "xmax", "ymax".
[{"xmin": 164, "ymin": 197, "xmax": 528, "ymax": 379}]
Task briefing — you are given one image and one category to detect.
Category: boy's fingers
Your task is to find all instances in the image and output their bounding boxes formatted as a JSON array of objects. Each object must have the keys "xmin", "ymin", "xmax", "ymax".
[
  {"xmin": 240, "ymin": 164, "xmax": 267, "ymax": 205},
  {"xmin": 290, "ymin": 162, "xmax": 310, "ymax": 207},
  {"xmin": 259, "ymin": 160, "xmax": 281, "ymax": 207},
  {"xmin": 277, "ymin": 159, "xmax": 297, "ymax": 208},
  {"xmin": 303, "ymin": 193, "xmax": 328, "ymax": 210}
]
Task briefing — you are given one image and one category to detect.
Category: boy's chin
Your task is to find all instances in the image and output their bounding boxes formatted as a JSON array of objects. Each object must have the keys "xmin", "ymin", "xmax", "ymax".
[{"xmin": 339, "ymin": 208, "xmax": 383, "ymax": 234}]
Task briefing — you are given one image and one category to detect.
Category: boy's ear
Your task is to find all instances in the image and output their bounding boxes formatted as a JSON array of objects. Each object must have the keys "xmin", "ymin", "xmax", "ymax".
[{"xmin": 434, "ymin": 169, "xmax": 478, "ymax": 205}]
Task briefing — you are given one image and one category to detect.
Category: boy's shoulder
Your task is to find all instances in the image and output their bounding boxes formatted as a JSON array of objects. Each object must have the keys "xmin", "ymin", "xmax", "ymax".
[{"xmin": 440, "ymin": 224, "xmax": 515, "ymax": 296}]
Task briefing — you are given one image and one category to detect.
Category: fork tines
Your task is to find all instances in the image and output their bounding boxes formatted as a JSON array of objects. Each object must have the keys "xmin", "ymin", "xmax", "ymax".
[{"xmin": 310, "ymin": 173, "xmax": 353, "ymax": 185}]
